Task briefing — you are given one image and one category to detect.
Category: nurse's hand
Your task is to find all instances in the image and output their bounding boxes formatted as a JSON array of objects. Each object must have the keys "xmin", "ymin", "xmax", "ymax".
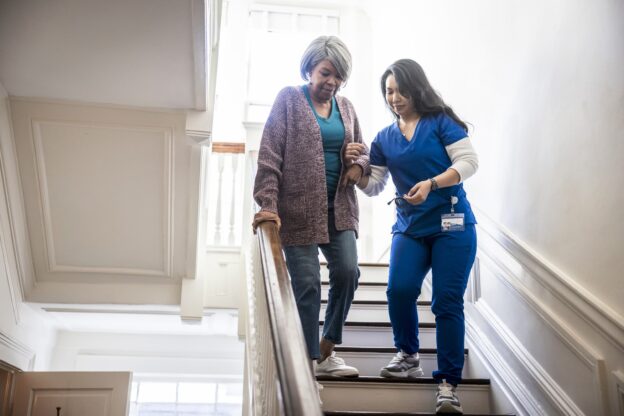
[
  {"xmin": 403, "ymin": 180, "xmax": 432, "ymax": 205},
  {"xmin": 343, "ymin": 143, "xmax": 367, "ymax": 166},
  {"xmin": 340, "ymin": 164, "xmax": 363, "ymax": 187}
]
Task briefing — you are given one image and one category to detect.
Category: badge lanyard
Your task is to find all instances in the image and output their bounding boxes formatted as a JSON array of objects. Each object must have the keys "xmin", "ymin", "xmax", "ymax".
[{"xmin": 441, "ymin": 195, "xmax": 464, "ymax": 232}]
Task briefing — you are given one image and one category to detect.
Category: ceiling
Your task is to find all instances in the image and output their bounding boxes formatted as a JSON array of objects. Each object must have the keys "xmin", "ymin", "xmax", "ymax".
[
  {"xmin": 0, "ymin": 0, "xmax": 204, "ymax": 109},
  {"xmin": 39, "ymin": 304, "xmax": 239, "ymax": 336}
]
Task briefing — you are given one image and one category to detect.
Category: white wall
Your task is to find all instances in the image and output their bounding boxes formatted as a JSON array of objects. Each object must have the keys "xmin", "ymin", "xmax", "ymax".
[
  {"xmin": 357, "ymin": 1, "xmax": 624, "ymax": 414},
  {"xmin": 0, "ymin": 0, "xmax": 196, "ymax": 109},
  {"xmin": 364, "ymin": 0, "xmax": 624, "ymax": 317},
  {"xmin": 0, "ymin": 82, "xmax": 57, "ymax": 371},
  {"xmin": 50, "ymin": 331, "xmax": 244, "ymax": 378}
]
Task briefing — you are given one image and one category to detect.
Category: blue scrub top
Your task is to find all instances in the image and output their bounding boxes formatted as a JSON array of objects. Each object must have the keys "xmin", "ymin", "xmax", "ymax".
[{"xmin": 370, "ymin": 112, "xmax": 477, "ymax": 237}]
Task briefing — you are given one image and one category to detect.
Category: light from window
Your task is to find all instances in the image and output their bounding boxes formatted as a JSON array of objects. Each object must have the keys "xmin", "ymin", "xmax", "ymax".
[
  {"xmin": 245, "ymin": 6, "xmax": 341, "ymax": 123},
  {"xmin": 129, "ymin": 380, "xmax": 242, "ymax": 416},
  {"xmin": 178, "ymin": 382, "xmax": 217, "ymax": 404}
]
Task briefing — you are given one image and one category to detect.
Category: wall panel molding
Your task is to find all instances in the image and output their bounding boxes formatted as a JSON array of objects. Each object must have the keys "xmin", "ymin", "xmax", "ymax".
[
  {"xmin": 476, "ymin": 210, "xmax": 624, "ymax": 352},
  {"xmin": 31, "ymin": 120, "xmax": 175, "ymax": 278},
  {"xmin": 0, "ymin": 191, "xmax": 21, "ymax": 325},
  {"xmin": 0, "ymin": 93, "xmax": 28, "ymax": 322},
  {"xmin": 9, "ymin": 98, "xmax": 197, "ymax": 304},
  {"xmin": 0, "ymin": 331, "xmax": 35, "ymax": 371},
  {"xmin": 468, "ymin": 213, "xmax": 623, "ymax": 415},
  {"xmin": 466, "ymin": 314, "xmax": 545, "ymax": 416},
  {"xmin": 472, "ymin": 300, "xmax": 589, "ymax": 416}
]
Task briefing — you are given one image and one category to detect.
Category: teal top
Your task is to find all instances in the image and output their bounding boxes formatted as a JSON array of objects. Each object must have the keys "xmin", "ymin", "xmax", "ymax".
[{"xmin": 303, "ymin": 85, "xmax": 344, "ymax": 206}]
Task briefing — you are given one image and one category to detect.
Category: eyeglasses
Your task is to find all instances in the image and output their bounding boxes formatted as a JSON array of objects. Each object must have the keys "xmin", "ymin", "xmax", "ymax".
[{"xmin": 387, "ymin": 196, "xmax": 407, "ymax": 207}]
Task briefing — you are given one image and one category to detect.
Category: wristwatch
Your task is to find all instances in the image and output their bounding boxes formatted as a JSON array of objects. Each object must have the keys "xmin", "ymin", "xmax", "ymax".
[{"xmin": 429, "ymin": 177, "xmax": 439, "ymax": 191}]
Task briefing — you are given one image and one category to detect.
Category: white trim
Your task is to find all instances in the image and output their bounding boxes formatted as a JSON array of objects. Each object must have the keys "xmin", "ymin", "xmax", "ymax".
[
  {"xmin": 30, "ymin": 120, "xmax": 175, "ymax": 278},
  {"xmin": 0, "ymin": 94, "xmax": 27, "ymax": 316},
  {"xmin": 476, "ymin": 209, "xmax": 624, "ymax": 352},
  {"xmin": 466, "ymin": 317, "xmax": 542, "ymax": 416},
  {"xmin": 475, "ymin": 300, "xmax": 586, "ymax": 416},
  {"xmin": 0, "ymin": 331, "xmax": 35, "ymax": 371},
  {"xmin": 477, "ymin": 236, "xmax": 611, "ymax": 414},
  {"xmin": 478, "ymin": 251, "xmax": 604, "ymax": 370},
  {"xmin": 0, "ymin": 226, "xmax": 20, "ymax": 324},
  {"xmin": 613, "ymin": 371, "xmax": 624, "ymax": 416},
  {"xmin": 467, "ymin": 256, "xmax": 481, "ymax": 304},
  {"xmin": 249, "ymin": 4, "xmax": 340, "ymax": 18},
  {"xmin": 191, "ymin": 0, "xmax": 207, "ymax": 111}
]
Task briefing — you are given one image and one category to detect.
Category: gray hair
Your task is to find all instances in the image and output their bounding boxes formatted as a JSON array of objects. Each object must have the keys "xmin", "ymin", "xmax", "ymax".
[{"xmin": 300, "ymin": 36, "xmax": 352, "ymax": 84}]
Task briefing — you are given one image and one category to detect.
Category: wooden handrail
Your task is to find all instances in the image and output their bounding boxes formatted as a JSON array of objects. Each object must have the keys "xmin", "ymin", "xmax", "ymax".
[
  {"xmin": 256, "ymin": 221, "xmax": 323, "ymax": 416},
  {"xmin": 212, "ymin": 142, "xmax": 245, "ymax": 153}
]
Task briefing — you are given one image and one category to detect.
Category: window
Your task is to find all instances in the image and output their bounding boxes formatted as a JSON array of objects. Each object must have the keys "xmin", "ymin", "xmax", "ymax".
[
  {"xmin": 129, "ymin": 379, "xmax": 243, "ymax": 416},
  {"xmin": 245, "ymin": 5, "xmax": 341, "ymax": 122}
]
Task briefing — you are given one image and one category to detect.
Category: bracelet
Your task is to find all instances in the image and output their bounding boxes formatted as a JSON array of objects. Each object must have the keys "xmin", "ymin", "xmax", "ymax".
[{"xmin": 429, "ymin": 177, "xmax": 439, "ymax": 191}]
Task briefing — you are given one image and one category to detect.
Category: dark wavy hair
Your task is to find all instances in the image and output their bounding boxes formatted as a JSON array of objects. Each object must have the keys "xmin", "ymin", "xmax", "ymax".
[{"xmin": 381, "ymin": 59, "xmax": 468, "ymax": 132}]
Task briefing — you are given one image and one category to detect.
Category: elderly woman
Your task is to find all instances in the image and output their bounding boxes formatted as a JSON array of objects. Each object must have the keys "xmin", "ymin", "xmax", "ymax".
[{"xmin": 253, "ymin": 35, "xmax": 369, "ymax": 377}]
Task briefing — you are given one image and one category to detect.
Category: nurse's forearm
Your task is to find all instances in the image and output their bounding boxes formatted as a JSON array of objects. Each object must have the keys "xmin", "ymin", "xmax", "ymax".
[{"xmin": 430, "ymin": 168, "xmax": 461, "ymax": 189}]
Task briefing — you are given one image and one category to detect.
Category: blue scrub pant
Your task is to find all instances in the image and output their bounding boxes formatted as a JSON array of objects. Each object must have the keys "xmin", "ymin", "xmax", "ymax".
[
  {"xmin": 387, "ymin": 225, "xmax": 476, "ymax": 386},
  {"xmin": 283, "ymin": 210, "xmax": 360, "ymax": 360}
]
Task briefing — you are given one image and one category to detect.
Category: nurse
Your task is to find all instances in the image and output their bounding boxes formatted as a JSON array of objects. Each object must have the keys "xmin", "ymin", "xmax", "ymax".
[{"xmin": 357, "ymin": 59, "xmax": 478, "ymax": 415}]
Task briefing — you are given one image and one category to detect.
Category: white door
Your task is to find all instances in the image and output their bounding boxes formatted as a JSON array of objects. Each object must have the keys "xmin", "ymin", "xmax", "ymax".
[{"xmin": 12, "ymin": 372, "xmax": 131, "ymax": 416}]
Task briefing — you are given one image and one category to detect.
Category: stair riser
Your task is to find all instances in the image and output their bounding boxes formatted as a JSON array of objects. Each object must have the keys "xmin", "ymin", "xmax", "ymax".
[
  {"xmin": 321, "ymin": 266, "xmax": 389, "ymax": 284},
  {"xmin": 321, "ymin": 304, "xmax": 435, "ymax": 323},
  {"xmin": 332, "ymin": 352, "xmax": 474, "ymax": 378},
  {"xmin": 323, "ymin": 326, "xmax": 437, "ymax": 348},
  {"xmin": 322, "ymin": 286, "xmax": 432, "ymax": 302},
  {"xmin": 320, "ymin": 382, "xmax": 491, "ymax": 413}
]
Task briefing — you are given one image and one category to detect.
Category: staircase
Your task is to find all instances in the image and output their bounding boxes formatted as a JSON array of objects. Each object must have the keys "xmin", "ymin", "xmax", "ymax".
[{"xmin": 318, "ymin": 263, "xmax": 514, "ymax": 416}]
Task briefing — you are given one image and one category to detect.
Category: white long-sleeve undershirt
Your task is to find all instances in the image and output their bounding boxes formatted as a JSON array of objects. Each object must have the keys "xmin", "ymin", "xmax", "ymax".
[{"xmin": 359, "ymin": 137, "xmax": 478, "ymax": 196}]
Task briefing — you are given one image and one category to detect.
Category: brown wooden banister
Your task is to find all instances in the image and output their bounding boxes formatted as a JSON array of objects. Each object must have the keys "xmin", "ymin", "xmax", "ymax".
[{"xmin": 255, "ymin": 221, "xmax": 323, "ymax": 416}]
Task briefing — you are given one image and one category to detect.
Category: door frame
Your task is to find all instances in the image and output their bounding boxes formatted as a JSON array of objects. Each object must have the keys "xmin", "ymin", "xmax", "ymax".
[{"xmin": 0, "ymin": 360, "xmax": 20, "ymax": 416}]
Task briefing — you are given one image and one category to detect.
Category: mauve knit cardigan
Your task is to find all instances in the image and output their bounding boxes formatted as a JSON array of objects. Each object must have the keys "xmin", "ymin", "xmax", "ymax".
[{"xmin": 253, "ymin": 86, "xmax": 370, "ymax": 247}]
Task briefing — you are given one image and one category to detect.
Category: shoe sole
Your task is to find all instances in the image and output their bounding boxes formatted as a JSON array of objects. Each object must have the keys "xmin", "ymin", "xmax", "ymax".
[
  {"xmin": 316, "ymin": 370, "xmax": 359, "ymax": 378},
  {"xmin": 436, "ymin": 401, "xmax": 463, "ymax": 414},
  {"xmin": 380, "ymin": 366, "xmax": 425, "ymax": 379}
]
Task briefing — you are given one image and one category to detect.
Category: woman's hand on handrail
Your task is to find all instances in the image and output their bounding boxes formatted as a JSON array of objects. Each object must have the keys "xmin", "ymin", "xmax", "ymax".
[{"xmin": 252, "ymin": 210, "xmax": 282, "ymax": 234}]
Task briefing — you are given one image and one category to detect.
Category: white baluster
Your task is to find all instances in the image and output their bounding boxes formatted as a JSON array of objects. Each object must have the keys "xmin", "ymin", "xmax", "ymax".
[
  {"xmin": 228, "ymin": 154, "xmax": 239, "ymax": 245},
  {"xmin": 214, "ymin": 153, "xmax": 225, "ymax": 245}
]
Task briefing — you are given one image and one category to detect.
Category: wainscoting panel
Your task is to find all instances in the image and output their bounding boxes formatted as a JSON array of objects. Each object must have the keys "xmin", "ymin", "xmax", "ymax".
[
  {"xmin": 32, "ymin": 120, "xmax": 174, "ymax": 277},
  {"xmin": 465, "ymin": 214, "xmax": 624, "ymax": 416},
  {"xmin": 9, "ymin": 98, "xmax": 199, "ymax": 304}
]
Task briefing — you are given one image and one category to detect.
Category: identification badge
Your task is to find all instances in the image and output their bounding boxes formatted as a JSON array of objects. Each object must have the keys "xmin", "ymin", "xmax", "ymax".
[{"xmin": 441, "ymin": 213, "xmax": 465, "ymax": 232}]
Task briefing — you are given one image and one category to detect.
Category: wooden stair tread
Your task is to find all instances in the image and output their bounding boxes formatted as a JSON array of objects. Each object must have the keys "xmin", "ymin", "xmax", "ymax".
[
  {"xmin": 325, "ymin": 412, "xmax": 514, "ymax": 416},
  {"xmin": 320, "ymin": 321, "xmax": 436, "ymax": 329},
  {"xmin": 334, "ymin": 347, "xmax": 468, "ymax": 355},
  {"xmin": 321, "ymin": 262, "xmax": 390, "ymax": 268},
  {"xmin": 322, "ymin": 300, "xmax": 431, "ymax": 306},
  {"xmin": 317, "ymin": 376, "xmax": 490, "ymax": 385},
  {"xmin": 322, "ymin": 281, "xmax": 388, "ymax": 287}
]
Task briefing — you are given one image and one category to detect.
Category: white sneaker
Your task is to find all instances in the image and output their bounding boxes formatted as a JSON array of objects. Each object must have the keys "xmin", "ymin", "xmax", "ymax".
[
  {"xmin": 316, "ymin": 352, "xmax": 359, "ymax": 377},
  {"xmin": 380, "ymin": 350, "xmax": 425, "ymax": 378},
  {"xmin": 436, "ymin": 380, "xmax": 463, "ymax": 414}
]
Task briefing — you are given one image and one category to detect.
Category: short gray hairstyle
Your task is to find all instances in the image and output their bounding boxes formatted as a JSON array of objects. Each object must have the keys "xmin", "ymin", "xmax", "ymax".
[{"xmin": 300, "ymin": 36, "xmax": 352, "ymax": 84}]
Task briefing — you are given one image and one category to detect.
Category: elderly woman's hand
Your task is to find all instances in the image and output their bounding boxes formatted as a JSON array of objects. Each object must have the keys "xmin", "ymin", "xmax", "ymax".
[
  {"xmin": 343, "ymin": 143, "xmax": 367, "ymax": 166},
  {"xmin": 340, "ymin": 165, "xmax": 363, "ymax": 188},
  {"xmin": 252, "ymin": 210, "xmax": 281, "ymax": 233}
]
